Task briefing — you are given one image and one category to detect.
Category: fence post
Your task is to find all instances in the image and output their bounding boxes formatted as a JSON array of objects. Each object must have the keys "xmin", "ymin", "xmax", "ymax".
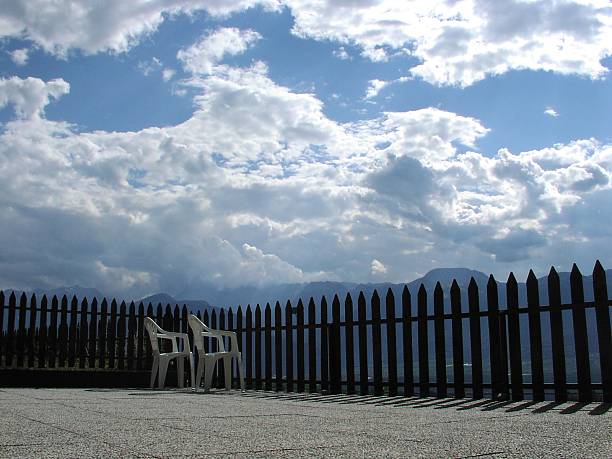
[
  {"xmin": 265, "ymin": 303, "xmax": 273, "ymax": 391},
  {"xmin": 48, "ymin": 295, "xmax": 58, "ymax": 368},
  {"xmin": 450, "ymin": 280, "xmax": 464, "ymax": 398},
  {"xmin": 275, "ymin": 301, "xmax": 283, "ymax": 391},
  {"xmin": 247, "ymin": 305, "xmax": 253, "ymax": 389},
  {"xmin": 68, "ymin": 295, "xmax": 78, "ymax": 367},
  {"xmin": 0, "ymin": 291, "xmax": 4, "ymax": 362},
  {"xmin": 27, "ymin": 294, "xmax": 37, "ymax": 368},
  {"xmin": 58, "ymin": 295, "xmax": 68, "ymax": 367},
  {"xmin": 468, "ymin": 279, "xmax": 483, "ymax": 399},
  {"xmin": 145, "ymin": 303, "xmax": 154, "ymax": 370},
  {"xmin": 218, "ymin": 309, "xmax": 226, "ymax": 389},
  {"xmin": 371, "ymin": 291, "xmax": 383, "ymax": 396},
  {"xmin": 285, "ymin": 301, "xmax": 294, "ymax": 392},
  {"xmin": 402, "ymin": 286, "xmax": 413, "ymax": 397},
  {"xmin": 386, "ymin": 289, "xmax": 398, "ymax": 397},
  {"xmin": 89, "ymin": 298, "xmax": 98, "ymax": 369},
  {"xmin": 296, "ymin": 300, "xmax": 305, "ymax": 393},
  {"xmin": 506, "ymin": 273, "xmax": 523, "ymax": 401},
  {"xmin": 330, "ymin": 295, "xmax": 341, "ymax": 394},
  {"xmin": 6, "ymin": 292, "xmax": 16, "ymax": 368},
  {"xmin": 358, "ymin": 292, "xmax": 368, "ymax": 395},
  {"xmin": 434, "ymin": 282, "xmax": 447, "ymax": 398},
  {"xmin": 38, "ymin": 295, "xmax": 48, "ymax": 368},
  {"xmin": 136, "ymin": 302, "xmax": 144, "ymax": 370},
  {"xmin": 417, "ymin": 284, "xmax": 429, "ymax": 397},
  {"xmin": 548, "ymin": 267, "xmax": 567, "ymax": 401},
  {"xmin": 487, "ymin": 275, "xmax": 502, "ymax": 399},
  {"xmin": 255, "ymin": 304, "xmax": 263, "ymax": 390},
  {"xmin": 307, "ymin": 298, "xmax": 316, "ymax": 393},
  {"xmin": 98, "ymin": 299, "xmax": 108, "ymax": 369},
  {"xmin": 320, "ymin": 296, "xmax": 329, "ymax": 393},
  {"xmin": 108, "ymin": 300, "xmax": 118, "ymax": 369},
  {"xmin": 526, "ymin": 270, "xmax": 544, "ymax": 401},
  {"xmin": 17, "ymin": 292, "xmax": 27, "ymax": 368},
  {"xmin": 227, "ymin": 307, "xmax": 234, "ymax": 387},
  {"xmin": 592, "ymin": 261, "xmax": 612, "ymax": 402},
  {"xmin": 79, "ymin": 298, "xmax": 88, "ymax": 369},
  {"xmin": 344, "ymin": 293, "xmax": 355, "ymax": 395},
  {"xmin": 127, "ymin": 302, "xmax": 136, "ymax": 371}
]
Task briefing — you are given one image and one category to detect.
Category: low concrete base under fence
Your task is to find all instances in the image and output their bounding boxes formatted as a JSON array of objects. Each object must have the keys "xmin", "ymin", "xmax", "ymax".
[{"xmin": 0, "ymin": 368, "xmax": 150, "ymax": 388}]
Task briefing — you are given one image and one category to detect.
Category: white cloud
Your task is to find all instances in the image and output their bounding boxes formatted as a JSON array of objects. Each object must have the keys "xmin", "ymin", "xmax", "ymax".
[
  {"xmin": 332, "ymin": 46, "xmax": 350, "ymax": 60},
  {"xmin": 162, "ymin": 68, "xmax": 176, "ymax": 82},
  {"xmin": 9, "ymin": 48, "xmax": 29, "ymax": 66},
  {"xmin": 364, "ymin": 79, "xmax": 389, "ymax": 99},
  {"xmin": 0, "ymin": 71, "xmax": 611, "ymax": 295},
  {"xmin": 285, "ymin": 0, "xmax": 612, "ymax": 86},
  {"xmin": 0, "ymin": 76, "xmax": 69, "ymax": 119},
  {"xmin": 544, "ymin": 106, "xmax": 559, "ymax": 117},
  {"xmin": 137, "ymin": 57, "xmax": 162, "ymax": 76},
  {"xmin": 371, "ymin": 259, "xmax": 388, "ymax": 275},
  {"xmin": 177, "ymin": 27, "xmax": 262, "ymax": 75},
  {"xmin": 0, "ymin": 0, "xmax": 280, "ymax": 56}
]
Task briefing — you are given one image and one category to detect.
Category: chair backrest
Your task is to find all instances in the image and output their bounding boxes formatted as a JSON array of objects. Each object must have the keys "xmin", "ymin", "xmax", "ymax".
[
  {"xmin": 144, "ymin": 317, "xmax": 162, "ymax": 353},
  {"xmin": 188, "ymin": 314, "xmax": 225, "ymax": 352}
]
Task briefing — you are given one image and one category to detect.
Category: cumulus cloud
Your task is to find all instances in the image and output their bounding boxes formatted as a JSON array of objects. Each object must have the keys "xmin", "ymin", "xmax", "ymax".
[
  {"xmin": 0, "ymin": 0, "xmax": 279, "ymax": 56},
  {"xmin": 544, "ymin": 106, "xmax": 559, "ymax": 117},
  {"xmin": 0, "ymin": 76, "xmax": 69, "ymax": 119},
  {"xmin": 137, "ymin": 57, "xmax": 162, "ymax": 76},
  {"xmin": 285, "ymin": 0, "xmax": 612, "ymax": 86},
  {"xmin": 0, "ymin": 69, "xmax": 611, "ymax": 295},
  {"xmin": 177, "ymin": 27, "xmax": 262, "ymax": 75},
  {"xmin": 162, "ymin": 68, "xmax": 176, "ymax": 82},
  {"xmin": 9, "ymin": 48, "xmax": 29, "ymax": 65}
]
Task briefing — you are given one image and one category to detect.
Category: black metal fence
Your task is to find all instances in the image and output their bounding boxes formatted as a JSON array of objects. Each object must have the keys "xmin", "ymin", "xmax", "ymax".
[{"xmin": 1, "ymin": 262, "xmax": 610, "ymax": 402}]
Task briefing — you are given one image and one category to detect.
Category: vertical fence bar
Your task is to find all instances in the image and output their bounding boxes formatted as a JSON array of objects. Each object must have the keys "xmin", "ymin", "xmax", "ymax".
[
  {"xmin": 58, "ymin": 295, "xmax": 68, "ymax": 367},
  {"xmin": 127, "ymin": 302, "xmax": 136, "ymax": 370},
  {"xmin": 285, "ymin": 301, "xmax": 294, "ymax": 392},
  {"xmin": 145, "ymin": 304, "xmax": 154, "ymax": 370},
  {"xmin": 487, "ymin": 276, "xmax": 501, "ymax": 398},
  {"xmin": 385, "ymin": 289, "xmax": 398, "ymax": 397},
  {"xmin": 548, "ymin": 267, "xmax": 567, "ymax": 401},
  {"xmin": 402, "ymin": 286, "xmax": 413, "ymax": 397},
  {"xmin": 98, "ymin": 299, "xmax": 108, "ymax": 369},
  {"xmin": 117, "ymin": 301, "xmax": 128, "ymax": 370},
  {"xmin": 79, "ymin": 298, "xmax": 88, "ymax": 369},
  {"xmin": 434, "ymin": 283, "xmax": 447, "ymax": 398},
  {"xmin": 498, "ymin": 312, "xmax": 509, "ymax": 399},
  {"xmin": 265, "ymin": 303, "xmax": 273, "ymax": 391},
  {"xmin": 418, "ymin": 285, "xmax": 429, "ymax": 397},
  {"xmin": 210, "ymin": 309, "xmax": 217, "ymax": 385},
  {"xmin": 89, "ymin": 299, "xmax": 98, "ymax": 369},
  {"xmin": 227, "ymin": 308, "xmax": 234, "ymax": 387},
  {"xmin": 236, "ymin": 306, "xmax": 243, "ymax": 374},
  {"xmin": 68, "ymin": 296, "xmax": 78, "ymax": 367},
  {"xmin": 17, "ymin": 293, "xmax": 27, "ymax": 367},
  {"xmin": 38, "ymin": 295, "xmax": 48, "ymax": 368},
  {"xmin": 450, "ymin": 280, "xmax": 464, "ymax": 398},
  {"xmin": 296, "ymin": 299, "xmax": 305, "ymax": 393},
  {"xmin": 371, "ymin": 291, "xmax": 383, "ymax": 396},
  {"xmin": 468, "ymin": 279, "xmax": 483, "ymax": 399},
  {"xmin": 48, "ymin": 296, "xmax": 58, "ymax": 368},
  {"xmin": 255, "ymin": 304, "xmax": 262, "ymax": 390},
  {"xmin": 6, "ymin": 292, "xmax": 16, "ymax": 367},
  {"xmin": 330, "ymin": 295, "xmax": 341, "ymax": 394},
  {"xmin": 308, "ymin": 298, "xmax": 316, "ymax": 393},
  {"xmin": 27, "ymin": 294, "xmax": 37, "ymax": 368},
  {"xmin": 218, "ymin": 309, "xmax": 226, "ymax": 389},
  {"xmin": 506, "ymin": 273, "xmax": 523, "ymax": 401},
  {"xmin": 345, "ymin": 293, "xmax": 355, "ymax": 395},
  {"xmin": 358, "ymin": 292, "xmax": 368, "ymax": 395},
  {"xmin": 320, "ymin": 296, "xmax": 329, "ymax": 393},
  {"xmin": 592, "ymin": 261, "xmax": 612, "ymax": 402},
  {"xmin": 246, "ymin": 305, "xmax": 253, "ymax": 389},
  {"xmin": 108, "ymin": 300, "xmax": 118, "ymax": 369},
  {"xmin": 275, "ymin": 301, "xmax": 282, "ymax": 391},
  {"xmin": 0, "ymin": 291, "xmax": 4, "ymax": 362},
  {"xmin": 526, "ymin": 270, "xmax": 544, "ymax": 401},
  {"xmin": 137, "ymin": 302, "xmax": 144, "ymax": 370}
]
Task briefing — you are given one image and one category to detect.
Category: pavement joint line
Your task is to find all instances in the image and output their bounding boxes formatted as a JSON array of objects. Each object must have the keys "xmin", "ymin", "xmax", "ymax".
[
  {"xmin": 457, "ymin": 452, "xmax": 507, "ymax": 458},
  {"xmin": 194, "ymin": 443, "xmax": 351, "ymax": 457}
]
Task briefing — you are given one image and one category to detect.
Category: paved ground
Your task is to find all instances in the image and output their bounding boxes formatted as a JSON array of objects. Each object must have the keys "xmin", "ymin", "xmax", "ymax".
[{"xmin": 0, "ymin": 388, "xmax": 610, "ymax": 458}]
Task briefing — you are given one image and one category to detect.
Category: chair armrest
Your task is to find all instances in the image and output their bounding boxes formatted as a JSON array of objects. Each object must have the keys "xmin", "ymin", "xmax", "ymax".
[
  {"xmin": 157, "ymin": 332, "xmax": 190, "ymax": 353},
  {"xmin": 206, "ymin": 330, "xmax": 239, "ymax": 353}
]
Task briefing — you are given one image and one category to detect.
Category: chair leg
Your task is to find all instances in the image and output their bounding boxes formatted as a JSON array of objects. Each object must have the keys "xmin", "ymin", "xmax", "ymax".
[
  {"xmin": 158, "ymin": 358, "xmax": 170, "ymax": 389},
  {"xmin": 177, "ymin": 357, "xmax": 185, "ymax": 388},
  {"xmin": 236, "ymin": 353, "xmax": 245, "ymax": 391},
  {"xmin": 150, "ymin": 356, "xmax": 159, "ymax": 389},
  {"xmin": 194, "ymin": 357, "xmax": 204, "ymax": 391},
  {"xmin": 189, "ymin": 353, "xmax": 195, "ymax": 390},
  {"xmin": 224, "ymin": 355, "xmax": 232, "ymax": 390},
  {"xmin": 203, "ymin": 356, "xmax": 215, "ymax": 392}
]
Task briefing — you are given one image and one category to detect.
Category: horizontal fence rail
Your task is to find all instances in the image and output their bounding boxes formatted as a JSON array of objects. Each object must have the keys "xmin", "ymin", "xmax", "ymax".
[{"xmin": 1, "ymin": 262, "xmax": 610, "ymax": 402}]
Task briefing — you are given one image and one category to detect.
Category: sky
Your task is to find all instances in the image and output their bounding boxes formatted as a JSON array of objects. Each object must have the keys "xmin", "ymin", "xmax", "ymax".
[{"xmin": 0, "ymin": 0, "xmax": 611, "ymax": 298}]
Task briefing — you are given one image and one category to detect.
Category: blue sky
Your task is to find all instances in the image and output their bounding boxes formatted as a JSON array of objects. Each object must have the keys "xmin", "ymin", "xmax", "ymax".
[{"xmin": 1, "ymin": 1, "xmax": 611, "ymax": 297}]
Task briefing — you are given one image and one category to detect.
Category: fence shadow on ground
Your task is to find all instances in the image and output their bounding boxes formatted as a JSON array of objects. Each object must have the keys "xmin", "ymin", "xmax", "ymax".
[{"xmin": 239, "ymin": 390, "xmax": 611, "ymax": 416}]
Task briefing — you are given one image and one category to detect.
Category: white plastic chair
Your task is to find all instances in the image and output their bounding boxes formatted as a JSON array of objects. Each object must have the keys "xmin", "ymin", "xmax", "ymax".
[
  {"xmin": 144, "ymin": 317, "xmax": 194, "ymax": 389},
  {"xmin": 188, "ymin": 314, "xmax": 245, "ymax": 392}
]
